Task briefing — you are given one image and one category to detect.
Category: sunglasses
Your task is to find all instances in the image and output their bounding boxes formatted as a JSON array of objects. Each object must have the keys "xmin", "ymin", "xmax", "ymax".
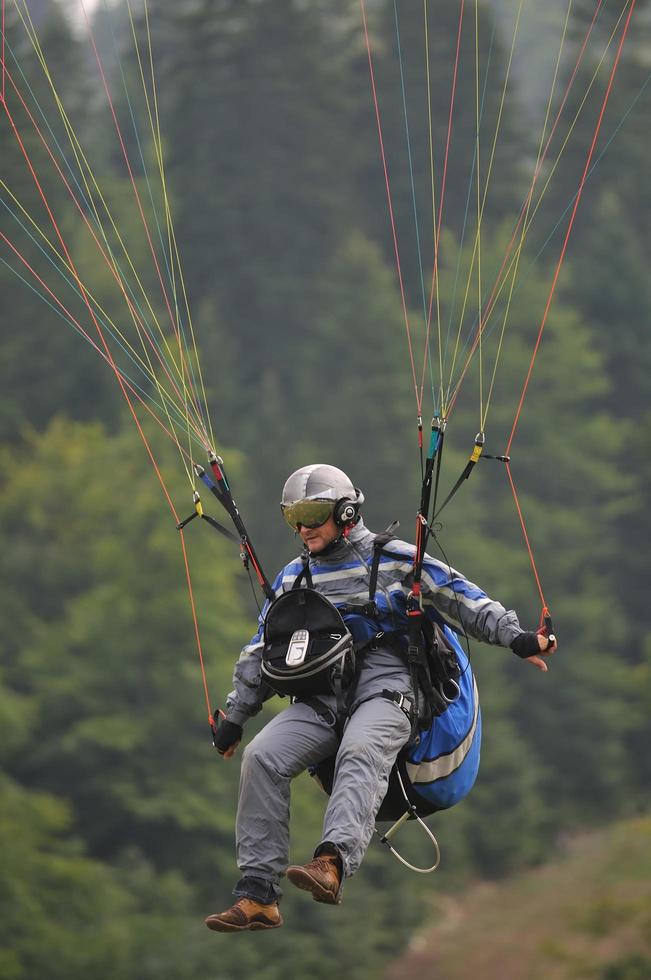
[{"xmin": 281, "ymin": 499, "xmax": 335, "ymax": 531}]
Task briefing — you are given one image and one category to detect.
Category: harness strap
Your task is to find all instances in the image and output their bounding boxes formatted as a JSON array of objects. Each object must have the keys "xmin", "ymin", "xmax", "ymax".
[
  {"xmin": 333, "ymin": 523, "xmax": 401, "ymax": 620},
  {"xmin": 299, "ymin": 697, "xmax": 338, "ymax": 727},
  {"xmin": 355, "ymin": 630, "xmax": 406, "ymax": 654},
  {"xmin": 332, "ymin": 662, "xmax": 350, "ymax": 728},
  {"xmin": 432, "ymin": 432, "xmax": 485, "ymax": 521},
  {"xmin": 292, "ymin": 551, "xmax": 314, "ymax": 590},
  {"xmin": 380, "ymin": 689, "xmax": 416, "ymax": 723},
  {"xmin": 367, "ymin": 521, "xmax": 400, "ymax": 609}
]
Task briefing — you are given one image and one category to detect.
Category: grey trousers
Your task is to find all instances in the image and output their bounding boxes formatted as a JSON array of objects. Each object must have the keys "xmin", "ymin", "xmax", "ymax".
[{"xmin": 233, "ymin": 696, "xmax": 411, "ymax": 901}]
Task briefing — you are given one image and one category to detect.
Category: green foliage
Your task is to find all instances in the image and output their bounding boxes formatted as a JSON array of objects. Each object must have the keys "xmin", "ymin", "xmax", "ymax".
[
  {"xmin": 137, "ymin": 0, "xmax": 362, "ymax": 360},
  {"xmin": 385, "ymin": 814, "xmax": 651, "ymax": 980},
  {"xmin": 294, "ymin": 231, "xmax": 420, "ymax": 529},
  {"xmin": 0, "ymin": 2, "xmax": 116, "ymax": 439},
  {"xmin": 0, "ymin": 772, "xmax": 213, "ymax": 980},
  {"xmin": 0, "ymin": 773, "xmax": 130, "ymax": 980},
  {"xmin": 1, "ymin": 0, "xmax": 651, "ymax": 975},
  {"xmin": 602, "ymin": 955, "xmax": 651, "ymax": 980},
  {"xmin": 0, "ymin": 420, "xmax": 251, "ymax": 877},
  {"xmin": 0, "ymin": 419, "xmax": 429, "ymax": 978}
]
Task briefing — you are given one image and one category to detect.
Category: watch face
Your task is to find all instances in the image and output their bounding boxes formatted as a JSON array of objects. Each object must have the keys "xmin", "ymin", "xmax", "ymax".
[{"xmin": 285, "ymin": 629, "xmax": 310, "ymax": 666}]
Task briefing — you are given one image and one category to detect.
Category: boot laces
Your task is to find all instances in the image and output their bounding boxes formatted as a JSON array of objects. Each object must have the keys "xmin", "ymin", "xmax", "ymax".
[{"xmin": 312, "ymin": 856, "xmax": 339, "ymax": 875}]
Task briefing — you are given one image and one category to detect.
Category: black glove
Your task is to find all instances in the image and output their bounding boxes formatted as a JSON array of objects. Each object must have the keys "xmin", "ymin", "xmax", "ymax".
[
  {"xmin": 214, "ymin": 719, "xmax": 243, "ymax": 755},
  {"xmin": 510, "ymin": 631, "xmax": 544, "ymax": 659}
]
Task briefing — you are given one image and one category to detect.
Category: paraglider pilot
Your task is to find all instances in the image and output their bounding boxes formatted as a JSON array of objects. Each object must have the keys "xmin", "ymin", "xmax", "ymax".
[{"xmin": 205, "ymin": 465, "xmax": 556, "ymax": 932}]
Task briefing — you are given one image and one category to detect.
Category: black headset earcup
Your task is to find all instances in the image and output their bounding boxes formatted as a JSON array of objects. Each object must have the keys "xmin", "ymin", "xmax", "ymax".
[{"xmin": 334, "ymin": 499, "xmax": 358, "ymax": 527}]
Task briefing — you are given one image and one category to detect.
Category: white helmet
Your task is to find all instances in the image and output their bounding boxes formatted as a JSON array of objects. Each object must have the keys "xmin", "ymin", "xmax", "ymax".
[{"xmin": 281, "ymin": 464, "xmax": 364, "ymax": 530}]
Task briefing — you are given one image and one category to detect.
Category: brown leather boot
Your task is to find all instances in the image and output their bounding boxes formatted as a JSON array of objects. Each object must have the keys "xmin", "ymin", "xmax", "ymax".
[
  {"xmin": 205, "ymin": 897, "xmax": 283, "ymax": 933},
  {"xmin": 286, "ymin": 853, "xmax": 343, "ymax": 905}
]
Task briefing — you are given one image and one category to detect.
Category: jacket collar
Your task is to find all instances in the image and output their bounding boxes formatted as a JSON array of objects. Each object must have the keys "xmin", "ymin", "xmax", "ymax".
[{"xmin": 302, "ymin": 519, "xmax": 374, "ymax": 565}]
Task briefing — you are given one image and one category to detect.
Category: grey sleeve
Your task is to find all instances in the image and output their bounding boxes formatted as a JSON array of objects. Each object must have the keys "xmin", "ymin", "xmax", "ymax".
[
  {"xmin": 224, "ymin": 570, "xmax": 285, "ymax": 726},
  {"xmin": 224, "ymin": 635, "xmax": 271, "ymax": 727}
]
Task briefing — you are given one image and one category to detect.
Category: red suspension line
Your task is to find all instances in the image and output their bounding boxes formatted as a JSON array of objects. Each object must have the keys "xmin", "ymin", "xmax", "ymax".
[
  {"xmin": 3, "ymin": 93, "xmax": 215, "ymax": 723},
  {"xmin": 420, "ymin": 0, "xmax": 466, "ymax": 405},
  {"xmin": 359, "ymin": 0, "xmax": 420, "ymax": 414},
  {"xmin": 179, "ymin": 530, "xmax": 214, "ymax": 726},
  {"xmin": 1, "ymin": 0, "xmax": 5, "ymax": 104},
  {"xmin": 1, "ymin": 231, "xmax": 202, "ymax": 451},
  {"xmin": 505, "ymin": 462, "xmax": 548, "ymax": 612},
  {"xmin": 436, "ymin": 0, "xmax": 465, "ymax": 251},
  {"xmin": 3, "ymin": 64, "xmax": 205, "ymax": 434},
  {"xmin": 79, "ymin": 3, "xmax": 210, "ymax": 443},
  {"xmin": 500, "ymin": 0, "xmax": 636, "ymax": 612},
  {"xmin": 506, "ymin": 0, "xmax": 637, "ymax": 457},
  {"xmin": 446, "ymin": 0, "xmax": 607, "ymax": 417}
]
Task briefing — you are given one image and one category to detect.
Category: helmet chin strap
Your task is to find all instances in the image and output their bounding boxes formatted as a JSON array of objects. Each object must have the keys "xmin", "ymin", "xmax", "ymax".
[{"xmin": 305, "ymin": 525, "xmax": 353, "ymax": 556}]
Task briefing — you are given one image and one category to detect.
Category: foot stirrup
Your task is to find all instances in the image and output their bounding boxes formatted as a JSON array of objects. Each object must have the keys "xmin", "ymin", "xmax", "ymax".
[{"xmin": 375, "ymin": 768, "xmax": 441, "ymax": 874}]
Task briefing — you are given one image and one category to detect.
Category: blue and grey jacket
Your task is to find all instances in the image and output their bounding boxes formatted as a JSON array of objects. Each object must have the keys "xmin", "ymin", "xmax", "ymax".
[{"xmin": 225, "ymin": 520, "xmax": 525, "ymax": 727}]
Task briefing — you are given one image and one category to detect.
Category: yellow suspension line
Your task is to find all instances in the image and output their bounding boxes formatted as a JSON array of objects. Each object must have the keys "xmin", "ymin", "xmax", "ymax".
[
  {"xmin": 2, "ymin": 182, "xmax": 205, "ymax": 475},
  {"xmin": 136, "ymin": 0, "xmax": 217, "ymax": 459},
  {"xmin": 14, "ymin": 0, "xmax": 198, "ymax": 420},
  {"xmin": 442, "ymin": 0, "xmax": 525, "ymax": 416},
  {"xmin": 445, "ymin": 0, "xmax": 627, "ymax": 416},
  {"xmin": 1, "ymin": 178, "xmax": 186, "ymax": 412},
  {"xmin": 482, "ymin": 0, "xmax": 629, "ymax": 326},
  {"xmin": 423, "ymin": 0, "xmax": 444, "ymax": 412},
  {"xmin": 481, "ymin": 0, "xmax": 573, "ymax": 429},
  {"xmin": 518, "ymin": 0, "xmax": 629, "ymax": 241},
  {"xmin": 11, "ymin": 2, "xmax": 201, "ymax": 482},
  {"xmin": 126, "ymin": 0, "xmax": 195, "ymax": 476},
  {"xmin": 475, "ymin": 0, "xmax": 483, "ymax": 427}
]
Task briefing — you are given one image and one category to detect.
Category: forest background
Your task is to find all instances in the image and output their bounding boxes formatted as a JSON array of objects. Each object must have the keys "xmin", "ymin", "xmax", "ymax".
[{"xmin": 1, "ymin": 0, "xmax": 650, "ymax": 978}]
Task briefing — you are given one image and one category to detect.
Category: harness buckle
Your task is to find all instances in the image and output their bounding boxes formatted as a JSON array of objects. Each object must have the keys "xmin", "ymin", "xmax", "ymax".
[
  {"xmin": 407, "ymin": 643, "xmax": 421, "ymax": 665},
  {"xmin": 176, "ymin": 491, "xmax": 203, "ymax": 530},
  {"xmin": 395, "ymin": 692, "xmax": 409, "ymax": 713},
  {"xmin": 382, "ymin": 689, "xmax": 414, "ymax": 721},
  {"xmin": 407, "ymin": 589, "xmax": 423, "ymax": 614},
  {"xmin": 340, "ymin": 599, "xmax": 378, "ymax": 618}
]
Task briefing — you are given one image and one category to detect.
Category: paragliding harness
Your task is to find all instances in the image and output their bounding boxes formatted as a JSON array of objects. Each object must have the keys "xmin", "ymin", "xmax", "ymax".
[
  {"xmin": 182, "ymin": 447, "xmax": 466, "ymax": 873},
  {"xmin": 259, "ymin": 527, "xmax": 460, "ymax": 729},
  {"xmin": 259, "ymin": 522, "xmax": 461, "ymax": 736},
  {"xmin": 309, "ymin": 425, "xmax": 470, "ymax": 873},
  {"xmin": 256, "ymin": 537, "xmax": 459, "ymax": 874},
  {"xmin": 307, "ymin": 525, "xmax": 468, "ymax": 876}
]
